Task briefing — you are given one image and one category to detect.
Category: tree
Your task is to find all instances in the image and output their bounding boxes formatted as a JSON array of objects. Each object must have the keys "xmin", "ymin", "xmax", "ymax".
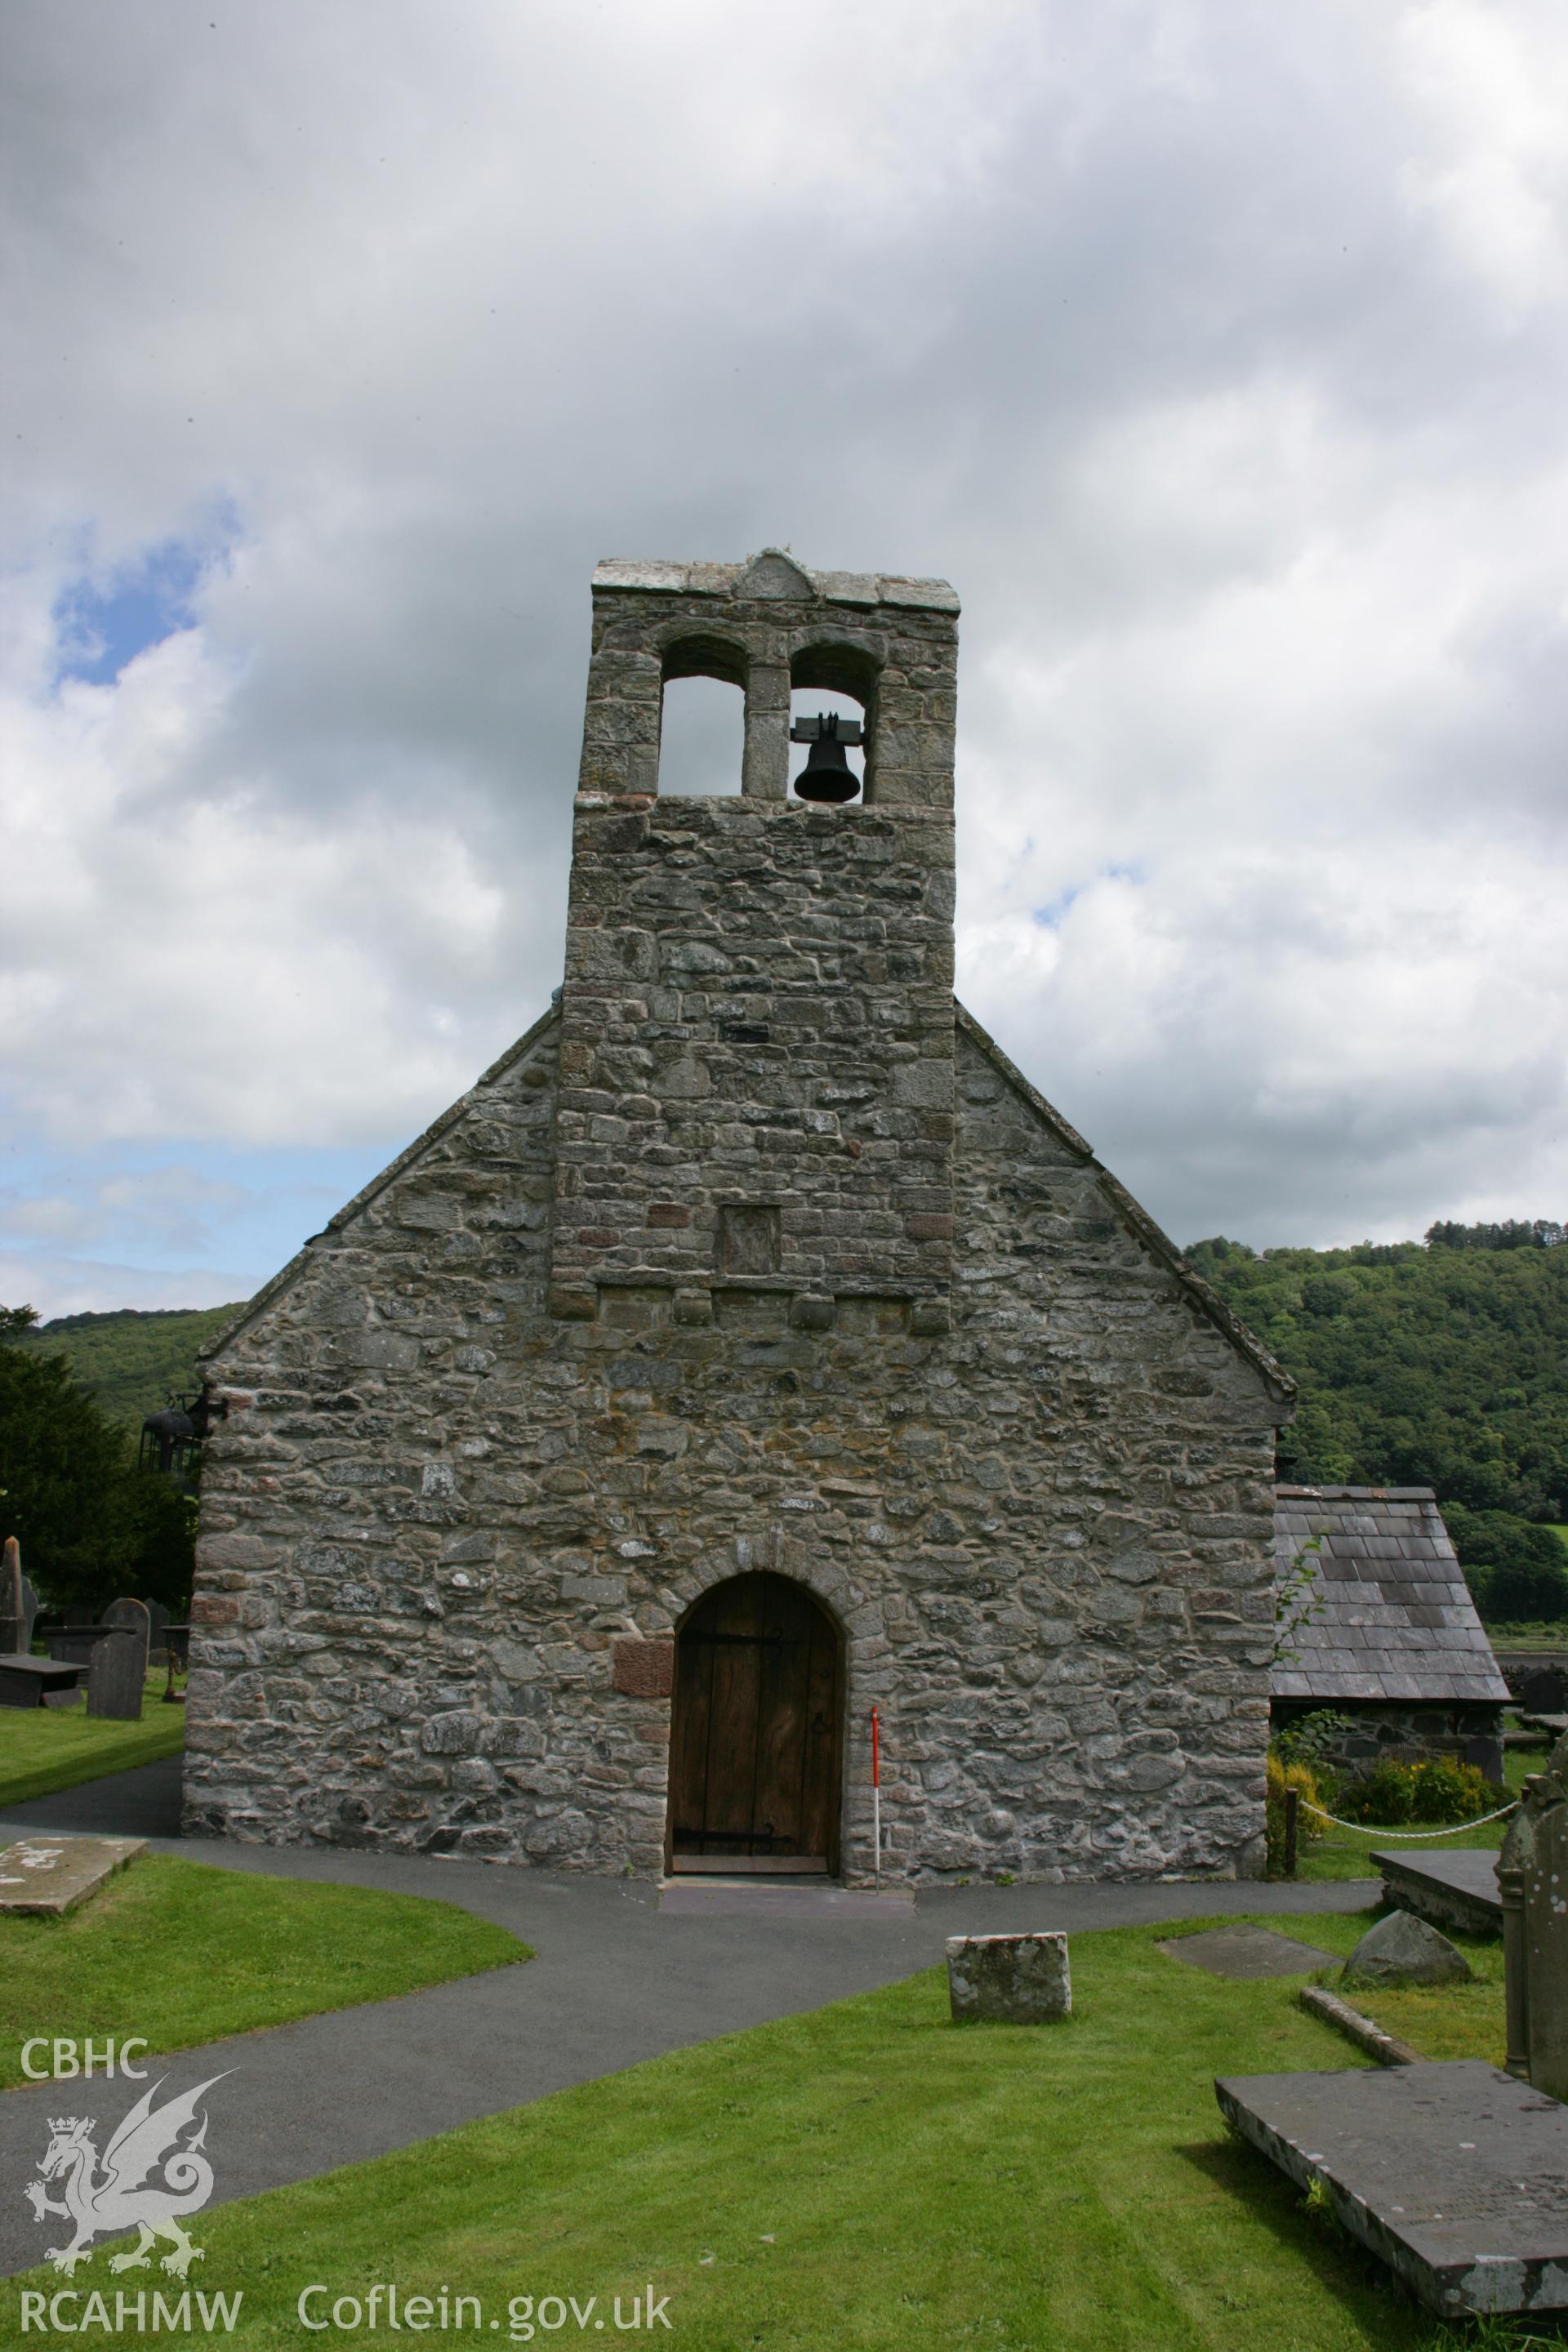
[
  {"xmin": 1441, "ymin": 1503, "xmax": 1568, "ymax": 1627},
  {"xmin": 1187, "ymin": 1229, "xmax": 1568, "ymax": 1521},
  {"xmin": 0, "ymin": 1309, "xmax": 194, "ymax": 1616}
]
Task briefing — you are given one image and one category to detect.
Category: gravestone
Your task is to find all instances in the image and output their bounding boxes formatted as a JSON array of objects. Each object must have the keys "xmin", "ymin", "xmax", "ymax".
[
  {"xmin": 1501, "ymin": 1728, "xmax": 1568, "ymax": 2100},
  {"xmin": 1343, "ymin": 1910, "xmax": 1472, "ymax": 1987},
  {"xmin": 47, "ymin": 1625, "xmax": 114, "ymax": 1668},
  {"xmin": 103, "ymin": 1596, "xmax": 151, "ymax": 1673},
  {"xmin": 0, "ymin": 1657, "xmax": 84, "ymax": 1709},
  {"xmin": 1157, "ymin": 1922, "xmax": 1338, "ymax": 1979},
  {"xmin": 947, "ymin": 1932, "xmax": 1071, "ymax": 2021},
  {"xmin": 1216, "ymin": 2060, "xmax": 1568, "ymax": 2315},
  {"xmin": 0, "ymin": 1835, "xmax": 146, "ymax": 1916},
  {"xmin": 0, "ymin": 1535, "xmax": 23, "ymax": 1655},
  {"xmin": 1517, "ymin": 1666, "xmax": 1567, "ymax": 1716},
  {"xmin": 87, "ymin": 1630, "xmax": 145, "ymax": 1721},
  {"xmin": 20, "ymin": 1573, "xmax": 38, "ymax": 1652},
  {"xmin": 1375, "ymin": 1849, "xmax": 1501, "ymax": 1940},
  {"xmin": 145, "ymin": 1597, "xmax": 172, "ymax": 1662}
]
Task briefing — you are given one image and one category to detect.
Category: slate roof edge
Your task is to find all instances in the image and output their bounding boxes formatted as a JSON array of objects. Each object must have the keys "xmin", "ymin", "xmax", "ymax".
[
  {"xmin": 953, "ymin": 1000, "xmax": 1295, "ymax": 1409},
  {"xmin": 198, "ymin": 1003, "xmax": 562, "ymax": 1367},
  {"xmin": 1277, "ymin": 1483, "xmax": 1437, "ymax": 1502}
]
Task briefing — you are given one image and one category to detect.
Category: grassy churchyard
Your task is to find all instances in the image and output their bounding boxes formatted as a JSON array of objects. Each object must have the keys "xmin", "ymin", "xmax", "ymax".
[
  {"xmin": 0, "ymin": 1669, "xmax": 185, "ymax": 1810},
  {"xmin": 0, "ymin": 1857, "xmax": 528, "ymax": 2084},
  {"xmin": 11, "ymin": 1900, "xmax": 1530, "ymax": 2352},
  {"xmin": 0, "ymin": 1669, "xmax": 1544, "ymax": 2343}
]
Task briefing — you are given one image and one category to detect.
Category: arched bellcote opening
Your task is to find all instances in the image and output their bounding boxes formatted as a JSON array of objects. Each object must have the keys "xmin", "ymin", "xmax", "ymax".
[
  {"xmin": 658, "ymin": 633, "xmax": 749, "ymax": 797},
  {"xmin": 789, "ymin": 639, "xmax": 880, "ymax": 804},
  {"xmin": 666, "ymin": 1572, "xmax": 842, "ymax": 1877}
]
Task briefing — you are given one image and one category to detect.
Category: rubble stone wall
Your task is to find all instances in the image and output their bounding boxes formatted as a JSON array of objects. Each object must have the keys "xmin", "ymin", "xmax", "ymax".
[{"xmin": 185, "ymin": 1013, "xmax": 1285, "ymax": 1882}]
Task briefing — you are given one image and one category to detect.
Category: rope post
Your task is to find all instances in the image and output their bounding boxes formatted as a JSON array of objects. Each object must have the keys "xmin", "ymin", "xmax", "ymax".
[{"xmin": 1284, "ymin": 1784, "xmax": 1299, "ymax": 1880}]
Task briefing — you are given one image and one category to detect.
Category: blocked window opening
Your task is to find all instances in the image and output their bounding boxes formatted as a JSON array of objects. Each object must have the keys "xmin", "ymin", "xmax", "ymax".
[
  {"xmin": 658, "ymin": 675, "xmax": 745, "ymax": 796},
  {"xmin": 788, "ymin": 686, "xmax": 865, "ymax": 800}
]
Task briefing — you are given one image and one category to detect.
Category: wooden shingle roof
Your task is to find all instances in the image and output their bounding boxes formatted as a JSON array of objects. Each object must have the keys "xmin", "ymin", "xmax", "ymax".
[{"xmin": 1272, "ymin": 1485, "xmax": 1510, "ymax": 1705}]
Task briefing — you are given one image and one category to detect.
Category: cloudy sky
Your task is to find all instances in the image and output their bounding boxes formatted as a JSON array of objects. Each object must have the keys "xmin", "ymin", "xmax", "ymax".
[{"xmin": 4, "ymin": 0, "xmax": 1567, "ymax": 1318}]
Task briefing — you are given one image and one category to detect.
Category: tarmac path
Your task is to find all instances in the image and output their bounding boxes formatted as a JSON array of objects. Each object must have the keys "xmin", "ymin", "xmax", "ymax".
[{"xmin": 0, "ymin": 1761, "xmax": 1379, "ymax": 2276}]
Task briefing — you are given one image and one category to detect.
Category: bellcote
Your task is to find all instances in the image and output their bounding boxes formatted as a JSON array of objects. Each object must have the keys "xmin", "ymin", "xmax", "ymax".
[
  {"xmin": 550, "ymin": 555, "xmax": 960, "ymax": 1325},
  {"xmin": 577, "ymin": 550, "xmax": 960, "ymax": 808}
]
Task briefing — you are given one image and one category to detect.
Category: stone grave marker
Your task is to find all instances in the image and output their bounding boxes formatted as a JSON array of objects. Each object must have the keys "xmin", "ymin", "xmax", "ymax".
[
  {"xmin": 87, "ymin": 1630, "xmax": 145, "ymax": 1720},
  {"xmin": 103, "ymin": 1596, "xmax": 151, "ymax": 1672},
  {"xmin": 20, "ymin": 1573, "xmax": 38, "ymax": 1652},
  {"xmin": 0, "ymin": 1835, "xmax": 146, "ymax": 1917},
  {"xmin": 947, "ymin": 1932, "xmax": 1070, "ymax": 2021},
  {"xmin": 0, "ymin": 1535, "xmax": 23, "ymax": 1655},
  {"xmin": 1517, "ymin": 1665, "xmax": 1567, "ymax": 1716},
  {"xmin": 1343, "ymin": 1910, "xmax": 1472, "ymax": 1987},
  {"xmin": 145, "ymin": 1597, "xmax": 172, "ymax": 1661},
  {"xmin": 1216, "ymin": 2059, "xmax": 1568, "ymax": 2315},
  {"xmin": 1502, "ymin": 1727, "xmax": 1568, "ymax": 2101},
  {"xmin": 1374, "ymin": 1848, "xmax": 1501, "ymax": 1940},
  {"xmin": 1157, "ymin": 1922, "xmax": 1338, "ymax": 1979}
]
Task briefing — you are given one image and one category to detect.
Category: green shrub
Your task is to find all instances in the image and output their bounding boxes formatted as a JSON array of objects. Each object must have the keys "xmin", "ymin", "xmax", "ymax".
[
  {"xmin": 1337, "ymin": 1758, "xmax": 1415, "ymax": 1824},
  {"xmin": 1408, "ymin": 1754, "xmax": 1502, "ymax": 1824},
  {"xmin": 1337, "ymin": 1753, "xmax": 1502, "ymax": 1827},
  {"xmin": 1271, "ymin": 1709, "xmax": 1353, "ymax": 1770}
]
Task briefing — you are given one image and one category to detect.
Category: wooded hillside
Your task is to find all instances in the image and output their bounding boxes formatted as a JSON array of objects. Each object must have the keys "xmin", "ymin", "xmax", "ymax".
[
  {"xmin": 17, "ymin": 1303, "xmax": 246, "ymax": 1430},
  {"xmin": 1188, "ymin": 1229, "xmax": 1568, "ymax": 1518}
]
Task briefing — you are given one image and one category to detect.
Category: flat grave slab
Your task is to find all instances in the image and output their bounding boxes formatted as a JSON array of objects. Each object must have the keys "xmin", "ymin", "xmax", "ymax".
[
  {"xmin": 0, "ymin": 1833, "xmax": 146, "ymax": 1917},
  {"xmin": 1216, "ymin": 2060, "xmax": 1568, "ymax": 2315},
  {"xmin": 1156, "ymin": 1922, "xmax": 1337, "ymax": 1978},
  {"xmin": 1374, "ymin": 1848, "xmax": 1501, "ymax": 1939},
  {"xmin": 0, "ymin": 1657, "xmax": 82, "ymax": 1711}
]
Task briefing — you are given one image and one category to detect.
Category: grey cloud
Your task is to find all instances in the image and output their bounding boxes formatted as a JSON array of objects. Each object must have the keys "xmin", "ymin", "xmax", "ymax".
[{"xmin": 2, "ymin": 0, "xmax": 1567, "ymax": 1299}]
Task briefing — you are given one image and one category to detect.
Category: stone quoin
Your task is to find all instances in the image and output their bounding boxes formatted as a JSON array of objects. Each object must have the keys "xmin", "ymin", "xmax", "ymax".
[{"xmin": 184, "ymin": 552, "xmax": 1294, "ymax": 1884}]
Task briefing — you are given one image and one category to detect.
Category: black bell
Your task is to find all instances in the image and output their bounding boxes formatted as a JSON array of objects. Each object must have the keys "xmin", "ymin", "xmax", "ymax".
[{"xmin": 791, "ymin": 713, "xmax": 860, "ymax": 804}]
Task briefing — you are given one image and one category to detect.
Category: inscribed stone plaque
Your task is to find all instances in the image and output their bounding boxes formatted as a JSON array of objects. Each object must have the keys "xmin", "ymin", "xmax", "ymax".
[
  {"xmin": 719, "ymin": 1205, "xmax": 782, "ymax": 1276},
  {"xmin": 0, "ymin": 1835, "xmax": 146, "ymax": 1917},
  {"xmin": 87, "ymin": 1629, "xmax": 145, "ymax": 1720},
  {"xmin": 612, "ymin": 1638, "xmax": 674, "ymax": 1699}
]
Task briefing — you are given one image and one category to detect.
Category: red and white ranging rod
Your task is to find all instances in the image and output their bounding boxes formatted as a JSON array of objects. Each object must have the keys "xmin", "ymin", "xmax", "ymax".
[{"xmin": 871, "ymin": 1706, "xmax": 881, "ymax": 1888}]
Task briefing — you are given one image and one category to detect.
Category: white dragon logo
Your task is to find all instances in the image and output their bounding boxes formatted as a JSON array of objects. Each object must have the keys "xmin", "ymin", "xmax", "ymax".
[{"xmin": 24, "ymin": 2074, "xmax": 229, "ymax": 2278}]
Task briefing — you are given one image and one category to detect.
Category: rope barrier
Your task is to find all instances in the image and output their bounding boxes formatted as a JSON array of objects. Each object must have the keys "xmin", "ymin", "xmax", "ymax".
[{"xmin": 1300, "ymin": 1797, "xmax": 1520, "ymax": 1838}]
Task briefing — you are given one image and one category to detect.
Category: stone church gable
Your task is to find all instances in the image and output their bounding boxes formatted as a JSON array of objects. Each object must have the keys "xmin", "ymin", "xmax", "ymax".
[
  {"xmin": 203, "ymin": 1001, "xmax": 564, "ymax": 1370},
  {"xmin": 186, "ymin": 551, "xmax": 1292, "ymax": 1886},
  {"xmin": 950, "ymin": 1004, "xmax": 1290, "ymax": 1414}
]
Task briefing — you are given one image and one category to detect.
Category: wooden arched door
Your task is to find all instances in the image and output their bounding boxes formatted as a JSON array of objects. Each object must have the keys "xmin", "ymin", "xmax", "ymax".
[{"xmin": 667, "ymin": 1572, "xmax": 841, "ymax": 1875}]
